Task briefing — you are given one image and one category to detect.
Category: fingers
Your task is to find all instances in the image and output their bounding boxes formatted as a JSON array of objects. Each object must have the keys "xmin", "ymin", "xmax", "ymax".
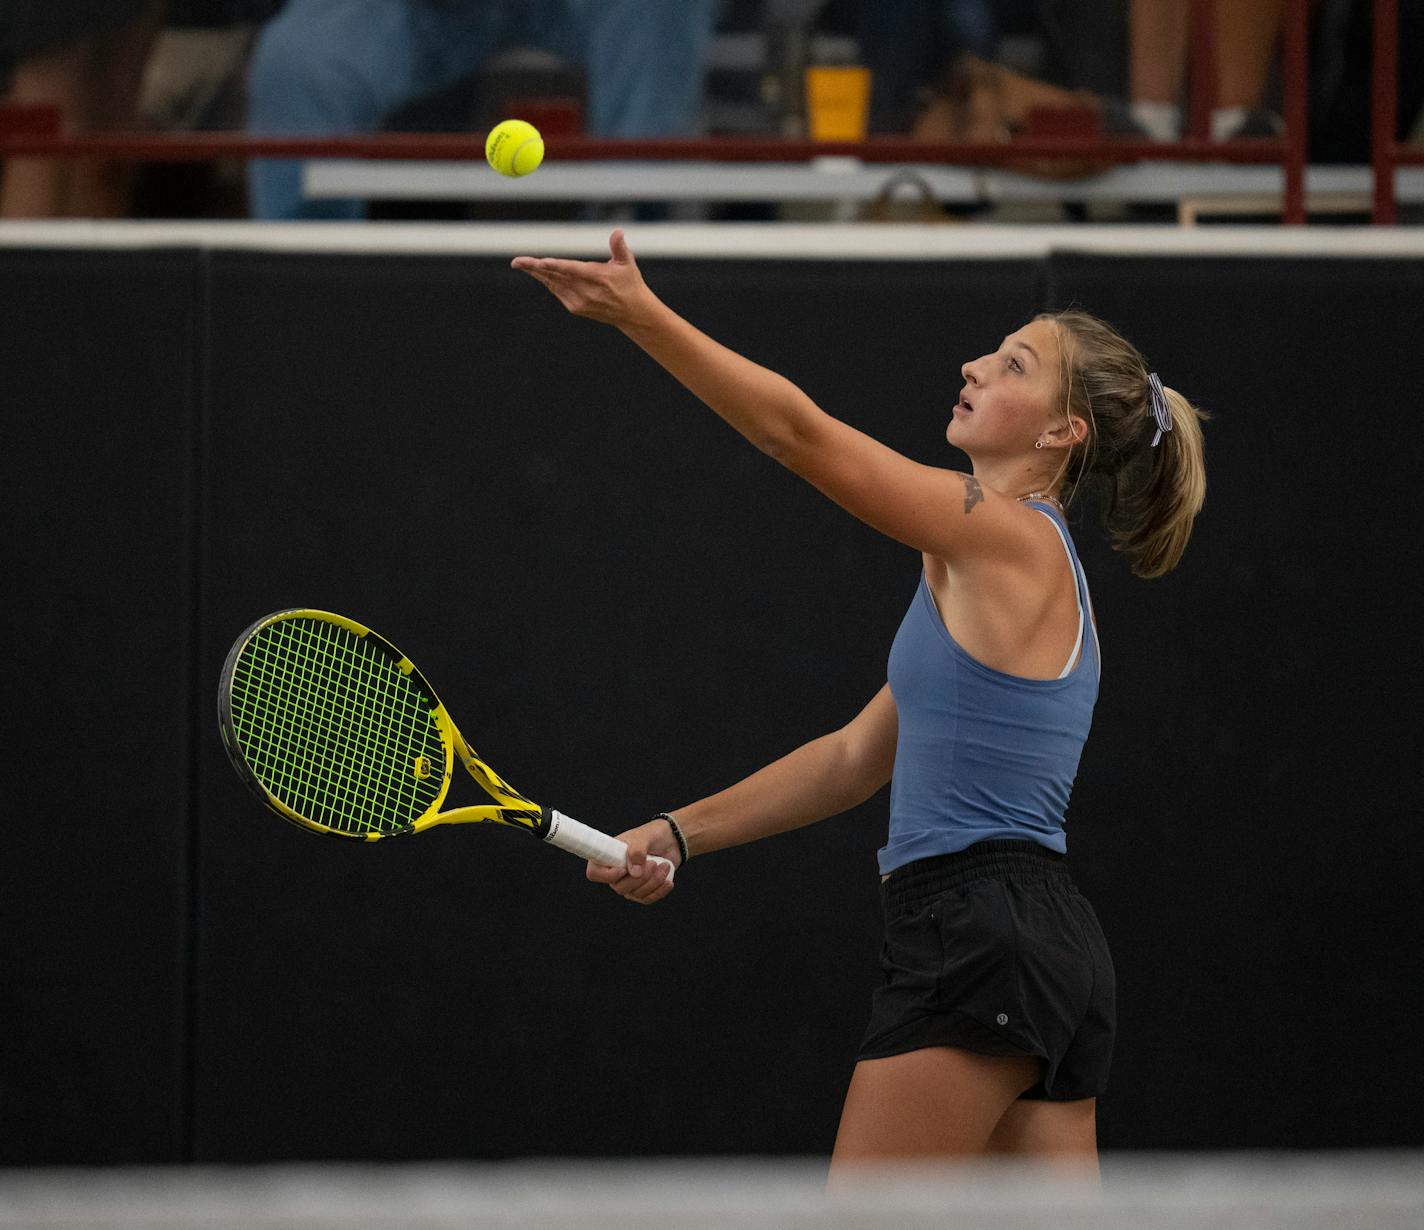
[
  {"xmin": 609, "ymin": 228, "xmax": 635, "ymax": 265},
  {"xmin": 512, "ymin": 261, "xmax": 567, "ymax": 290},
  {"xmin": 512, "ymin": 238, "xmax": 632, "ymax": 276},
  {"xmin": 511, "ymin": 258, "xmax": 594, "ymax": 312},
  {"xmin": 518, "ymin": 267, "xmax": 554, "ymax": 290},
  {"xmin": 617, "ymin": 855, "xmax": 675, "ymax": 905},
  {"xmin": 512, "ymin": 240, "xmax": 643, "ymax": 328},
  {"xmin": 514, "ymin": 265, "xmax": 583, "ymax": 314},
  {"xmin": 586, "ymin": 859, "xmax": 624, "ymax": 884},
  {"xmin": 583, "ymin": 849, "xmax": 676, "ymax": 905},
  {"xmin": 511, "ymin": 256, "xmax": 595, "ymax": 277}
]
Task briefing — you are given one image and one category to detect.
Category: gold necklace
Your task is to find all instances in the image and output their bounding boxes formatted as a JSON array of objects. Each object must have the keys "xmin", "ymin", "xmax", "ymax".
[{"xmin": 1016, "ymin": 490, "xmax": 1064, "ymax": 510}]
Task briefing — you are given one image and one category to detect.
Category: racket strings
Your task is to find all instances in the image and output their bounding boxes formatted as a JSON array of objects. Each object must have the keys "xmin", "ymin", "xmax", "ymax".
[
  {"xmin": 230, "ymin": 618, "xmax": 445, "ymax": 834},
  {"xmin": 239, "ymin": 626, "xmax": 368, "ymax": 822},
  {"xmin": 263, "ymin": 622, "xmax": 407, "ymax": 826},
  {"xmin": 235, "ymin": 623, "xmax": 400, "ymax": 830},
  {"xmin": 264, "ymin": 620, "xmax": 439, "ymax": 829},
  {"xmin": 238, "ymin": 621, "xmax": 435, "ymax": 831}
]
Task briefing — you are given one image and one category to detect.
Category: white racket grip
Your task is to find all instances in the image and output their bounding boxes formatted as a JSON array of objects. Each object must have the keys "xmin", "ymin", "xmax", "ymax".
[{"xmin": 545, "ymin": 809, "xmax": 676, "ymax": 883}]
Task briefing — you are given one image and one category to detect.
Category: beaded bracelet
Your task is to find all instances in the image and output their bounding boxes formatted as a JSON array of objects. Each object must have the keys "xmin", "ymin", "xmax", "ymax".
[{"xmin": 653, "ymin": 812, "xmax": 690, "ymax": 864}]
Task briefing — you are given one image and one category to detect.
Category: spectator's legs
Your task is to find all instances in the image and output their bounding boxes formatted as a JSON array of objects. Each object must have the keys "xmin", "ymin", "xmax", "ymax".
[
  {"xmin": 1, "ymin": 40, "xmax": 91, "ymax": 217},
  {"xmin": 1130, "ymin": 0, "xmax": 1288, "ymax": 142},
  {"xmin": 245, "ymin": 0, "xmax": 500, "ymax": 220},
  {"xmin": 0, "ymin": 0, "xmax": 164, "ymax": 218},
  {"xmin": 558, "ymin": 0, "xmax": 723, "ymax": 137},
  {"xmin": 1129, "ymin": 0, "xmax": 1188, "ymax": 140},
  {"xmin": 70, "ymin": 1, "xmax": 167, "ymax": 216},
  {"xmin": 1210, "ymin": 0, "xmax": 1284, "ymax": 137}
]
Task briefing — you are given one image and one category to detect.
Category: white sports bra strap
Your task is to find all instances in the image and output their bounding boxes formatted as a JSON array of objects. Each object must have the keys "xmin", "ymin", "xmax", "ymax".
[{"xmin": 1032, "ymin": 509, "xmax": 1089, "ymax": 680}]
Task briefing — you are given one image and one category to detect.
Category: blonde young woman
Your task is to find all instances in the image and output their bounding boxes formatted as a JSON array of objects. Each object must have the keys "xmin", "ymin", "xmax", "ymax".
[{"xmin": 513, "ymin": 232, "xmax": 1207, "ymax": 1177}]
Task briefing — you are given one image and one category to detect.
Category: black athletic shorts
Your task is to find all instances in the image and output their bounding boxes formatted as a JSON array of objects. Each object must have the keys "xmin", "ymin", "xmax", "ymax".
[{"xmin": 856, "ymin": 838, "xmax": 1115, "ymax": 1102}]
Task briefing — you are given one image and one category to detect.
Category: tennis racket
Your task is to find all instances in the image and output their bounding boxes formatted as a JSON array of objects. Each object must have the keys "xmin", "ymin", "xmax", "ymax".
[{"xmin": 217, "ymin": 608, "xmax": 674, "ymax": 879}]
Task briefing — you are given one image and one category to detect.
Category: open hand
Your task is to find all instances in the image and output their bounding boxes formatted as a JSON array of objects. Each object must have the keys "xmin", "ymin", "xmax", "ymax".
[{"xmin": 511, "ymin": 229, "xmax": 658, "ymax": 329}]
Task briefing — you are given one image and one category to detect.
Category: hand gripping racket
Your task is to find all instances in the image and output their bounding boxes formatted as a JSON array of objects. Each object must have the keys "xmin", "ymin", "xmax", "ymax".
[{"xmin": 217, "ymin": 609, "xmax": 674, "ymax": 879}]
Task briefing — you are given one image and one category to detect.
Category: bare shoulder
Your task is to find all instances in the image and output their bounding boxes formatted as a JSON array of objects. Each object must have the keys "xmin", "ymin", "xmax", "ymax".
[
  {"xmin": 940, "ymin": 479, "xmax": 1068, "ymax": 571},
  {"xmin": 774, "ymin": 414, "xmax": 1063, "ymax": 564},
  {"xmin": 925, "ymin": 499, "xmax": 1069, "ymax": 597},
  {"xmin": 923, "ymin": 506, "xmax": 1080, "ymax": 676}
]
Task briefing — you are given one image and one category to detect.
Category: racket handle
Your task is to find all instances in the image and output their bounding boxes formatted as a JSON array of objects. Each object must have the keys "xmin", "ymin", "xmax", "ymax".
[{"xmin": 545, "ymin": 809, "xmax": 677, "ymax": 884}]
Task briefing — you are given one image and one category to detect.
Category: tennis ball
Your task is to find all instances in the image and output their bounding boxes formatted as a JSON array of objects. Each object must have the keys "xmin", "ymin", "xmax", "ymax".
[{"xmin": 485, "ymin": 119, "xmax": 544, "ymax": 178}]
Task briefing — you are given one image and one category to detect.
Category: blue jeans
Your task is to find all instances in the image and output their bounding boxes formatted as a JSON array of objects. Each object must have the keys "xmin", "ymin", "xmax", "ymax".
[{"xmin": 246, "ymin": 0, "xmax": 722, "ymax": 219}]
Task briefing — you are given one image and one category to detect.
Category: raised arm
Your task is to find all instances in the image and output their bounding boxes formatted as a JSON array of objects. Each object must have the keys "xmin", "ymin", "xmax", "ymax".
[{"xmin": 512, "ymin": 232, "xmax": 1035, "ymax": 567}]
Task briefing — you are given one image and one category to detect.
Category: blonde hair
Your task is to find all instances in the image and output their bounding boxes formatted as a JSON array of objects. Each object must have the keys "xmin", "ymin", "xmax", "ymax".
[{"xmin": 1037, "ymin": 310, "xmax": 1210, "ymax": 579}]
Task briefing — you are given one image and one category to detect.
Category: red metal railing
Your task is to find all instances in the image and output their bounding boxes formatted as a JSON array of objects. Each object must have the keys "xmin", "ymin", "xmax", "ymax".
[
  {"xmin": 1372, "ymin": 0, "xmax": 1423, "ymax": 223},
  {"xmin": 0, "ymin": 0, "xmax": 1331, "ymax": 224},
  {"xmin": 1186, "ymin": 0, "xmax": 1218, "ymax": 143}
]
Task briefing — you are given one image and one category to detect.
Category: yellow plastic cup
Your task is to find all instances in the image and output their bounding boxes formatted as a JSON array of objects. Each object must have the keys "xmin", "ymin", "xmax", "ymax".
[{"xmin": 804, "ymin": 65, "xmax": 871, "ymax": 141}]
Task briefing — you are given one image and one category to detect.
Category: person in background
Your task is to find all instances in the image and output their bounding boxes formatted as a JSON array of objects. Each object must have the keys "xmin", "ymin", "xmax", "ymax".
[
  {"xmin": 245, "ymin": 0, "xmax": 724, "ymax": 220},
  {"xmin": 0, "ymin": 2, "xmax": 166, "ymax": 217},
  {"xmin": 1127, "ymin": 0, "xmax": 1290, "ymax": 141},
  {"xmin": 1309, "ymin": 0, "xmax": 1423, "ymax": 164},
  {"xmin": 140, "ymin": 2, "xmax": 283, "ymax": 134},
  {"xmin": 1031, "ymin": 0, "xmax": 1127, "ymax": 104},
  {"xmin": 854, "ymin": 0, "xmax": 999, "ymax": 135}
]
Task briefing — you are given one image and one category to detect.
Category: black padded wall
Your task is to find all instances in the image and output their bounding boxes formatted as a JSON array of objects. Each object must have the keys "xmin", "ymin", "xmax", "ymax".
[
  {"xmin": 1041, "ymin": 253, "xmax": 1424, "ymax": 1149},
  {"xmin": 0, "ymin": 248, "xmax": 201, "ymax": 1163},
  {"xmin": 2, "ymin": 242, "xmax": 1419, "ymax": 1165}
]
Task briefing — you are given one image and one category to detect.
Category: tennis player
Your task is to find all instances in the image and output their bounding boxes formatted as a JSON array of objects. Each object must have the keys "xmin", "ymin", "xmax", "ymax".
[{"xmin": 513, "ymin": 232, "xmax": 1207, "ymax": 1176}]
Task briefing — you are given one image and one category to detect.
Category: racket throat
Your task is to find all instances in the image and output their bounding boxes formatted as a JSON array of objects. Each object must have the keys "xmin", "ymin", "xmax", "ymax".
[
  {"xmin": 457, "ymin": 749, "xmax": 537, "ymax": 809},
  {"xmin": 436, "ymin": 802, "xmax": 552, "ymax": 838}
]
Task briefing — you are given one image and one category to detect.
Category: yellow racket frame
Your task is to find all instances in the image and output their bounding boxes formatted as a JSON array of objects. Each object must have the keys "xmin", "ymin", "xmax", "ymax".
[{"xmin": 220, "ymin": 608, "xmax": 554, "ymax": 844}]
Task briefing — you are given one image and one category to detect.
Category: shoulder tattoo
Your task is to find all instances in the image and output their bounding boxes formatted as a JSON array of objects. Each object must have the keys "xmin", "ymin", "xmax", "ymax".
[{"xmin": 958, "ymin": 473, "xmax": 983, "ymax": 514}]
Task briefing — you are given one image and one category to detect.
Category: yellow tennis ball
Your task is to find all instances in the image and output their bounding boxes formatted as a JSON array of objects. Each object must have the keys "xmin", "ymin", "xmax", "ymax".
[{"xmin": 485, "ymin": 119, "xmax": 544, "ymax": 178}]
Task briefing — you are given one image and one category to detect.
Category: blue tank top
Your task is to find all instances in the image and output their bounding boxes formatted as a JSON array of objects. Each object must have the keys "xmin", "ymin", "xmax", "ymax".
[{"xmin": 878, "ymin": 500, "xmax": 1100, "ymax": 876}]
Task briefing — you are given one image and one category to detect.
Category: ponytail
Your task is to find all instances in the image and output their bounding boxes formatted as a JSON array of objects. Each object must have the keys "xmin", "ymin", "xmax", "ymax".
[
  {"xmin": 1106, "ymin": 384, "xmax": 1210, "ymax": 578},
  {"xmin": 1038, "ymin": 311, "xmax": 1210, "ymax": 579}
]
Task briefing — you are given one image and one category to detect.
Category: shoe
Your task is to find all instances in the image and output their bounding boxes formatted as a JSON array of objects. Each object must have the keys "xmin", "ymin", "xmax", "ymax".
[
  {"xmin": 1221, "ymin": 109, "xmax": 1284, "ymax": 140},
  {"xmin": 1099, "ymin": 98, "xmax": 1149, "ymax": 138}
]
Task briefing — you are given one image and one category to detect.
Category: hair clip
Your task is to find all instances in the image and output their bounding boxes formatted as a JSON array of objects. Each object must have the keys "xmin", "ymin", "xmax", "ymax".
[{"xmin": 1147, "ymin": 372, "xmax": 1173, "ymax": 447}]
